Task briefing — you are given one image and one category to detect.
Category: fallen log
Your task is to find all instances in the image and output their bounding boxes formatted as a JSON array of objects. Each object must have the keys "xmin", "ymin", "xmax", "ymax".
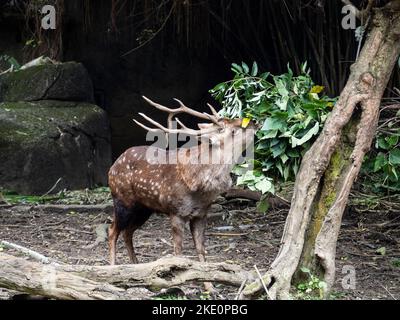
[
  {"xmin": 0, "ymin": 252, "xmax": 252, "ymax": 300},
  {"xmin": 58, "ymin": 256, "xmax": 250, "ymax": 289},
  {"xmin": 224, "ymin": 188, "xmax": 290, "ymax": 208},
  {"xmin": 0, "ymin": 253, "xmax": 146, "ymax": 299}
]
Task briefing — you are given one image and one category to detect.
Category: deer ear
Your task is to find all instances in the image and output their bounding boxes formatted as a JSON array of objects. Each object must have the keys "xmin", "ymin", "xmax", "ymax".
[{"xmin": 197, "ymin": 123, "xmax": 214, "ymax": 130}]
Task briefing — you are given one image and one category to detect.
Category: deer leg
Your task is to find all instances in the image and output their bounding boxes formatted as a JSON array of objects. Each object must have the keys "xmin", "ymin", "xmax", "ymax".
[
  {"xmin": 122, "ymin": 204, "xmax": 153, "ymax": 264},
  {"xmin": 123, "ymin": 225, "xmax": 138, "ymax": 264},
  {"xmin": 109, "ymin": 199, "xmax": 133, "ymax": 265},
  {"xmin": 108, "ymin": 220, "xmax": 121, "ymax": 265},
  {"xmin": 189, "ymin": 217, "xmax": 207, "ymax": 262},
  {"xmin": 170, "ymin": 215, "xmax": 185, "ymax": 255},
  {"xmin": 190, "ymin": 216, "xmax": 215, "ymax": 293}
]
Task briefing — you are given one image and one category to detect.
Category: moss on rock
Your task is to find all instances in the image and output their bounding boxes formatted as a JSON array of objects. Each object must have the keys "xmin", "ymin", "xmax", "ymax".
[
  {"xmin": 0, "ymin": 100, "xmax": 111, "ymax": 194},
  {"xmin": 0, "ymin": 62, "xmax": 94, "ymax": 103}
]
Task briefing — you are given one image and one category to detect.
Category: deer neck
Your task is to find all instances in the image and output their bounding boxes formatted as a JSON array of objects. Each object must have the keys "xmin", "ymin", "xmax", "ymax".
[{"xmin": 177, "ymin": 143, "xmax": 233, "ymax": 194}]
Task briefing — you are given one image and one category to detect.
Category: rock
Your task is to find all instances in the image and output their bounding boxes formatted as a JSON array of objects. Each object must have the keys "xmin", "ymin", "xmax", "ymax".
[
  {"xmin": 0, "ymin": 62, "xmax": 94, "ymax": 103},
  {"xmin": 0, "ymin": 100, "xmax": 111, "ymax": 194}
]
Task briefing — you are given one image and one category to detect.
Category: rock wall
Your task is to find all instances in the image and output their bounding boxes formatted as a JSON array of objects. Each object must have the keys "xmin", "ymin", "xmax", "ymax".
[{"xmin": 0, "ymin": 63, "xmax": 111, "ymax": 194}]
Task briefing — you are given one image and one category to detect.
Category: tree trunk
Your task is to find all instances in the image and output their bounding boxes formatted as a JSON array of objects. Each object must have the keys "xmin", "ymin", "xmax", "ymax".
[
  {"xmin": 243, "ymin": 1, "xmax": 400, "ymax": 299},
  {"xmin": 0, "ymin": 253, "xmax": 249, "ymax": 300}
]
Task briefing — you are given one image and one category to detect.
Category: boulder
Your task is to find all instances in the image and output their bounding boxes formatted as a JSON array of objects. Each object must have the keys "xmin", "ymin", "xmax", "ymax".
[
  {"xmin": 0, "ymin": 62, "xmax": 94, "ymax": 103},
  {"xmin": 0, "ymin": 100, "xmax": 111, "ymax": 194}
]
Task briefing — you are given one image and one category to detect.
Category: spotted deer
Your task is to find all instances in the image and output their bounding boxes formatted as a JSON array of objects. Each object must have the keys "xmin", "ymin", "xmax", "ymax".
[{"xmin": 108, "ymin": 96, "xmax": 256, "ymax": 270}]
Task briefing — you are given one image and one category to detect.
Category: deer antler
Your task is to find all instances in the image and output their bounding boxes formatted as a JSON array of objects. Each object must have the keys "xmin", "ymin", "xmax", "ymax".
[
  {"xmin": 133, "ymin": 113, "xmax": 219, "ymax": 136},
  {"xmin": 134, "ymin": 96, "xmax": 222, "ymax": 136},
  {"xmin": 142, "ymin": 96, "xmax": 221, "ymax": 126}
]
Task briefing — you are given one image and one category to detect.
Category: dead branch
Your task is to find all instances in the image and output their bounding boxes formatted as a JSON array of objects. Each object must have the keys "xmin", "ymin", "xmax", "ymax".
[
  {"xmin": 224, "ymin": 188, "xmax": 290, "ymax": 207},
  {"xmin": 224, "ymin": 188, "xmax": 262, "ymax": 201},
  {"xmin": 0, "ymin": 252, "xmax": 252, "ymax": 299},
  {"xmin": 0, "ymin": 241, "xmax": 59, "ymax": 265},
  {"xmin": 3, "ymin": 204, "xmax": 113, "ymax": 214}
]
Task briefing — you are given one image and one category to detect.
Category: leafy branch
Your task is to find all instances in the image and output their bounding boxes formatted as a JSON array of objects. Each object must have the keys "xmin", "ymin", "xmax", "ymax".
[{"xmin": 210, "ymin": 61, "xmax": 336, "ymax": 195}]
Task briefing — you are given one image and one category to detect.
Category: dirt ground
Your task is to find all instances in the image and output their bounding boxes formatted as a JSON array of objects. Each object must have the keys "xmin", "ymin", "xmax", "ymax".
[{"xmin": 0, "ymin": 199, "xmax": 399, "ymax": 300}]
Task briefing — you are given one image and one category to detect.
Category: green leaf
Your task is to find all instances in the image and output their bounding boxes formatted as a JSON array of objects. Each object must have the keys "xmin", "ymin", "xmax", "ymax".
[
  {"xmin": 283, "ymin": 164, "xmax": 290, "ymax": 181},
  {"xmin": 260, "ymin": 72, "xmax": 270, "ymax": 80},
  {"xmin": 276, "ymin": 96, "xmax": 289, "ymax": 111},
  {"xmin": 374, "ymin": 153, "xmax": 386, "ymax": 172},
  {"xmin": 389, "ymin": 149, "xmax": 400, "ymax": 165},
  {"xmin": 260, "ymin": 129, "xmax": 278, "ymax": 139},
  {"xmin": 271, "ymin": 142, "xmax": 286, "ymax": 158},
  {"xmin": 276, "ymin": 162, "xmax": 284, "ymax": 177},
  {"xmin": 300, "ymin": 267, "xmax": 310, "ymax": 274},
  {"xmin": 7, "ymin": 57, "xmax": 20, "ymax": 69},
  {"xmin": 376, "ymin": 136, "xmax": 389, "ymax": 150},
  {"xmin": 231, "ymin": 63, "xmax": 243, "ymax": 73},
  {"xmin": 251, "ymin": 61, "xmax": 258, "ymax": 77},
  {"xmin": 261, "ymin": 118, "xmax": 286, "ymax": 131},
  {"xmin": 376, "ymin": 247, "xmax": 386, "ymax": 256},
  {"xmin": 301, "ymin": 61, "xmax": 308, "ymax": 74},
  {"xmin": 256, "ymin": 197, "xmax": 270, "ymax": 213},
  {"xmin": 391, "ymin": 166, "xmax": 398, "ymax": 181},
  {"xmin": 275, "ymin": 79, "xmax": 289, "ymax": 97},
  {"xmin": 210, "ymin": 82, "xmax": 226, "ymax": 93},
  {"xmin": 241, "ymin": 62, "xmax": 249, "ymax": 74},
  {"xmin": 392, "ymin": 259, "xmax": 400, "ymax": 267},
  {"xmin": 287, "ymin": 149, "xmax": 300, "ymax": 158},
  {"xmin": 386, "ymin": 135, "xmax": 399, "ymax": 147},
  {"xmin": 280, "ymin": 153, "xmax": 289, "ymax": 164},
  {"xmin": 237, "ymin": 170, "xmax": 258, "ymax": 184},
  {"xmin": 254, "ymin": 179, "xmax": 273, "ymax": 194},
  {"xmin": 291, "ymin": 122, "xmax": 320, "ymax": 148},
  {"xmin": 293, "ymin": 159, "xmax": 299, "ymax": 175}
]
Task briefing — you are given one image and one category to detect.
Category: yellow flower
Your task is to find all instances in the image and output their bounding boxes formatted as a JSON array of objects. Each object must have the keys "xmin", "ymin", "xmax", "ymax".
[{"xmin": 310, "ymin": 85, "xmax": 325, "ymax": 94}]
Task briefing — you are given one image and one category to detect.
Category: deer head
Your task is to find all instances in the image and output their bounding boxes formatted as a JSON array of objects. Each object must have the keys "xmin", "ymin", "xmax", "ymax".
[{"xmin": 134, "ymin": 96, "xmax": 256, "ymax": 167}]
